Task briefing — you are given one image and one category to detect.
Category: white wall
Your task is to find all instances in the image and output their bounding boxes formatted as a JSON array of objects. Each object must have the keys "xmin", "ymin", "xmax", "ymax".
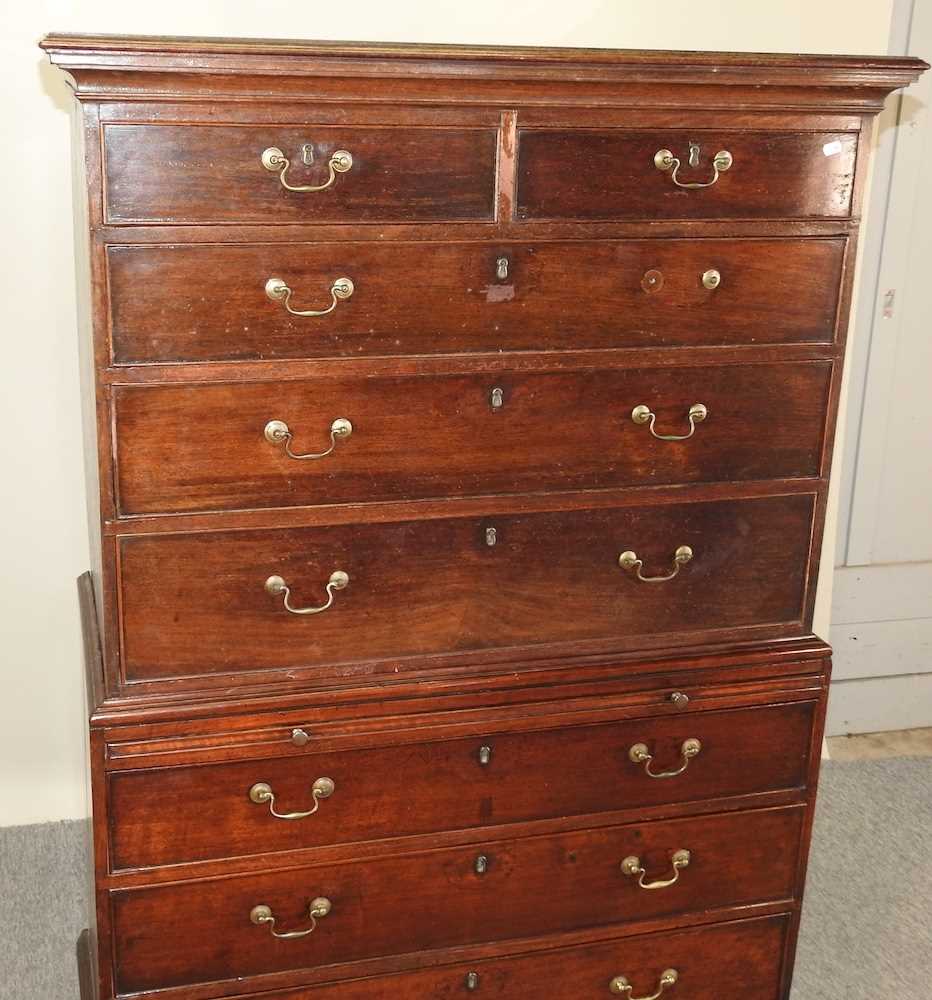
[{"xmin": 0, "ymin": 0, "xmax": 895, "ymax": 826}]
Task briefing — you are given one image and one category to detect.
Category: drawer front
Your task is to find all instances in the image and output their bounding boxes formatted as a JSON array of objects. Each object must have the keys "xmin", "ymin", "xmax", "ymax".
[
  {"xmin": 118, "ymin": 494, "xmax": 815, "ymax": 681},
  {"xmin": 110, "ymin": 806, "xmax": 803, "ymax": 994},
  {"xmin": 173, "ymin": 914, "xmax": 789, "ymax": 1000},
  {"xmin": 113, "ymin": 363, "xmax": 831, "ymax": 516},
  {"xmin": 109, "ymin": 700, "xmax": 815, "ymax": 869},
  {"xmin": 106, "ymin": 238, "xmax": 845, "ymax": 363},
  {"xmin": 102, "ymin": 125, "xmax": 497, "ymax": 224},
  {"xmin": 517, "ymin": 129, "xmax": 857, "ymax": 220}
]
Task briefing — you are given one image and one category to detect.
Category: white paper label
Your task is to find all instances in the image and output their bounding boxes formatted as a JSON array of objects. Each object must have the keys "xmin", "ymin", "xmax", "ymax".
[{"xmin": 822, "ymin": 140, "xmax": 843, "ymax": 157}]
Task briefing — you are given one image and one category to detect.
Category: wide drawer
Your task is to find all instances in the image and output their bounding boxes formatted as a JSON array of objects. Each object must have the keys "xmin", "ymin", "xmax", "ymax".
[
  {"xmin": 160, "ymin": 914, "xmax": 790, "ymax": 1000},
  {"xmin": 117, "ymin": 493, "xmax": 815, "ymax": 682},
  {"xmin": 112, "ymin": 363, "xmax": 832, "ymax": 516},
  {"xmin": 102, "ymin": 124, "xmax": 497, "ymax": 224},
  {"xmin": 109, "ymin": 806, "xmax": 803, "ymax": 994},
  {"xmin": 108, "ymin": 700, "xmax": 815, "ymax": 870},
  {"xmin": 105, "ymin": 238, "xmax": 845, "ymax": 363},
  {"xmin": 517, "ymin": 129, "xmax": 857, "ymax": 220}
]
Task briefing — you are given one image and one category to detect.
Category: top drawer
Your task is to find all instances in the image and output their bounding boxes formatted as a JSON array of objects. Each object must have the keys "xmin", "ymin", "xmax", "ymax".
[
  {"xmin": 102, "ymin": 124, "xmax": 498, "ymax": 225},
  {"xmin": 517, "ymin": 129, "xmax": 858, "ymax": 221}
]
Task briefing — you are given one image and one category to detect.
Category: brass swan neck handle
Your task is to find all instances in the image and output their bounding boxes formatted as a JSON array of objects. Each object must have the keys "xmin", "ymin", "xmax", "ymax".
[{"xmin": 261, "ymin": 145, "xmax": 353, "ymax": 192}]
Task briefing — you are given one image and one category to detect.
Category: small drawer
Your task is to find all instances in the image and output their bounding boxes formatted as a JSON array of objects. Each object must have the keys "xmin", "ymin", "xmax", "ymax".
[
  {"xmin": 116, "ymin": 493, "xmax": 816, "ymax": 684},
  {"xmin": 105, "ymin": 237, "xmax": 845, "ymax": 363},
  {"xmin": 169, "ymin": 913, "xmax": 790, "ymax": 999},
  {"xmin": 517, "ymin": 129, "xmax": 858, "ymax": 220},
  {"xmin": 109, "ymin": 805, "xmax": 804, "ymax": 994},
  {"xmin": 102, "ymin": 124, "xmax": 497, "ymax": 224},
  {"xmin": 112, "ymin": 362, "xmax": 831, "ymax": 516},
  {"xmin": 108, "ymin": 699, "xmax": 815, "ymax": 869}
]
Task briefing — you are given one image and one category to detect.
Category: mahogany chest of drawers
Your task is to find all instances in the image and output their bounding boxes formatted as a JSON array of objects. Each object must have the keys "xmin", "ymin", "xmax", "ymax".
[{"xmin": 42, "ymin": 34, "xmax": 925, "ymax": 1000}]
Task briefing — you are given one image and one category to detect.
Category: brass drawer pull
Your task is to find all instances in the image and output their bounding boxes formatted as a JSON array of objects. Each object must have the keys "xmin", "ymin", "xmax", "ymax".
[
  {"xmin": 610, "ymin": 968, "xmax": 678, "ymax": 997},
  {"xmin": 654, "ymin": 140, "xmax": 732, "ymax": 188},
  {"xmin": 631, "ymin": 403, "xmax": 707, "ymax": 441},
  {"xmin": 621, "ymin": 849, "xmax": 691, "ymax": 890},
  {"xmin": 264, "ymin": 417, "xmax": 353, "ymax": 460},
  {"xmin": 249, "ymin": 777, "xmax": 335, "ymax": 820},
  {"xmin": 265, "ymin": 276, "xmax": 355, "ymax": 317},
  {"xmin": 265, "ymin": 571, "xmax": 349, "ymax": 615},
  {"xmin": 250, "ymin": 897, "xmax": 331, "ymax": 939},
  {"xmin": 629, "ymin": 738, "xmax": 701, "ymax": 778},
  {"xmin": 618, "ymin": 545, "xmax": 693, "ymax": 583},
  {"xmin": 261, "ymin": 145, "xmax": 353, "ymax": 192},
  {"xmin": 701, "ymin": 268, "xmax": 721, "ymax": 289}
]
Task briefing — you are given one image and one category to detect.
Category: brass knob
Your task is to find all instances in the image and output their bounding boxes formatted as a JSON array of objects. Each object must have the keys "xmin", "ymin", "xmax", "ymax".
[
  {"xmin": 641, "ymin": 268, "xmax": 664, "ymax": 293},
  {"xmin": 701, "ymin": 268, "xmax": 721, "ymax": 289},
  {"xmin": 669, "ymin": 692, "xmax": 689, "ymax": 709},
  {"xmin": 291, "ymin": 728, "xmax": 310, "ymax": 747}
]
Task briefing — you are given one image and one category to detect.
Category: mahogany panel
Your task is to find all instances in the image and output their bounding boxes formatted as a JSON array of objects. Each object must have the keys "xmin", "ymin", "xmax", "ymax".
[
  {"xmin": 112, "ymin": 362, "xmax": 831, "ymax": 516},
  {"xmin": 117, "ymin": 494, "xmax": 815, "ymax": 681},
  {"xmin": 516, "ymin": 129, "xmax": 858, "ymax": 220},
  {"xmin": 109, "ymin": 806, "xmax": 803, "ymax": 994},
  {"xmin": 161, "ymin": 914, "xmax": 789, "ymax": 1000},
  {"xmin": 106, "ymin": 239, "xmax": 845, "ymax": 363},
  {"xmin": 108, "ymin": 700, "xmax": 814, "ymax": 870},
  {"xmin": 102, "ymin": 125, "xmax": 497, "ymax": 224}
]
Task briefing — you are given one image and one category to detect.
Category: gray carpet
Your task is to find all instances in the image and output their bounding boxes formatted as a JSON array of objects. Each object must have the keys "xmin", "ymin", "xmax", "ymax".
[{"xmin": 0, "ymin": 759, "xmax": 928, "ymax": 999}]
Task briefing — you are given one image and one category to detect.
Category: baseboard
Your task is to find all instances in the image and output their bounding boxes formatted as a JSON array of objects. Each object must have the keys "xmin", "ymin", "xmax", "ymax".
[{"xmin": 826, "ymin": 673, "xmax": 932, "ymax": 735}]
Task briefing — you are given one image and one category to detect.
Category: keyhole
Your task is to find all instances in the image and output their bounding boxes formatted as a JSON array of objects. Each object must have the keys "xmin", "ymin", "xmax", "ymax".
[
  {"xmin": 688, "ymin": 142, "xmax": 700, "ymax": 168},
  {"xmin": 496, "ymin": 256, "xmax": 509, "ymax": 281}
]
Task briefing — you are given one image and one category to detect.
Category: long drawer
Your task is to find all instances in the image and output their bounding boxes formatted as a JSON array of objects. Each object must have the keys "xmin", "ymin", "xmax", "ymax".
[
  {"xmin": 112, "ymin": 363, "xmax": 831, "ymax": 516},
  {"xmin": 102, "ymin": 124, "xmax": 498, "ymax": 225},
  {"xmin": 116, "ymin": 493, "xmax": 815, "ymax": 682},
  {"xmin": 517, "ymin": 128, "xmax": 857, "ymax": 220},
  {"xmin": 149, "ymin": 914, "xmax": 790, "ymax": 1000},
  {"xmin": 105, "ymin": 238, "xmax": 845, "ymax": 363},
  {"xmin": 109, "ymin": 806, "xmax": 803, "ymax": 994},
  {"xmin": 108, "ymin": 700, "xmax": 814, "ymax": 870}
]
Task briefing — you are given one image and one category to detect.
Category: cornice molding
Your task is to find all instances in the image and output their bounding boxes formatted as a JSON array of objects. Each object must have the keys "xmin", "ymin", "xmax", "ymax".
[{"xmin": 41, "ymin": 34, "xmax": 928, "ymax": 111}]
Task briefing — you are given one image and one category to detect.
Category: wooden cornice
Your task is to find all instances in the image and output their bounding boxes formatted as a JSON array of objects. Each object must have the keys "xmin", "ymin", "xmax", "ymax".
[{"xmin": 41, "ymin": 33, "xmax": 928, "ymax": 112}]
